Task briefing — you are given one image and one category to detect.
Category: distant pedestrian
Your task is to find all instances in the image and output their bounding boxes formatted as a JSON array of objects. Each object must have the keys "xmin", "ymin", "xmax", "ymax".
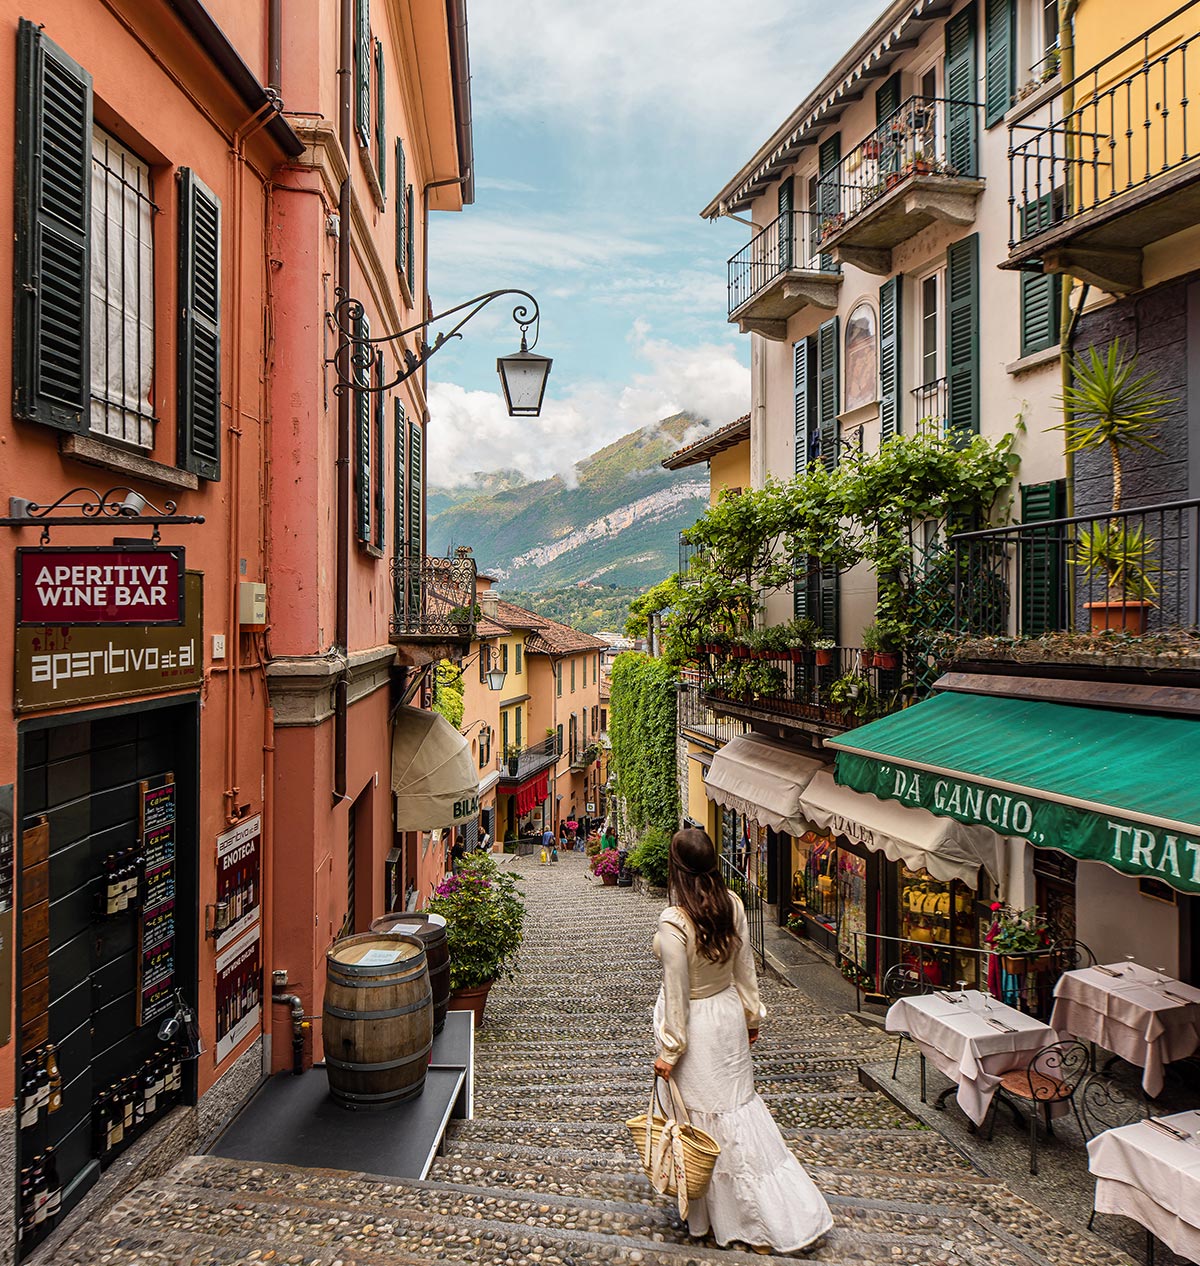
[
  {"xmin": 542, "ymin": 825, "xmax": 554, "ymax": 853},
  {"xmin": 450, "ymin": 837, "xmax": 466, "ymax": 873},
  {"xmin": 559, "ymin": 821, "xmax": 568, "ymax": 848}
]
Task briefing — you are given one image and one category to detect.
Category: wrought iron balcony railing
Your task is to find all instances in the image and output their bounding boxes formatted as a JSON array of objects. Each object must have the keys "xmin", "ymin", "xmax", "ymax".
[
  {"xmin": 499, "ymin": 734, "xmax": 561, "ymax": 783},
  {"xmin": 817, "ymin": 96, "xmax": 982, "ymax": 232},
  {"xmin": 390, "ymin": 549, "xmax": 477, "ymax": 640},
  {"xmin": 1007, "ymin": 4, "xmax": 1200, "ymax": 255},
  {"xmin": 727, "ymin": 210, "xmax": 839, "ymax": 316},
  {"xmin": 678, "ymin": 676, "xmax": 749, "ymax": 746},
  {"xmin": 911, "ymin": 377, "xmax": 949, "ymax": 433},
  {"xmin": 678, "ymin": 530, "xmax": 707, "ymax": 583},
  {"xmin": 950, "ymin": 499, "xmax": 1200, "ymax": 638}
]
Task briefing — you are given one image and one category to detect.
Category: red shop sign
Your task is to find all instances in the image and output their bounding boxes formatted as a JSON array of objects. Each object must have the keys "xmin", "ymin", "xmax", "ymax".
[{"xmin": 17, "ymin": 546, "xmax": 186, "ymax": 626}]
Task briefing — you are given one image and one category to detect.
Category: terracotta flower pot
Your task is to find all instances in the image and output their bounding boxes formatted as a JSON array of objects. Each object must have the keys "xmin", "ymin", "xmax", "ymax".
[
  {"xmin": 874, "ymin": 651, "xmax": 900, "ymax": 670},
  {"xmin": 601, "ymin": 872, "xmax": 617, "ymax": 886},
  {"xmin": 1000, "ymin": 954, "xmax": 1052, "ymax": 976},
  {"xmin": 788, "ymin": 650, "xmax": 807, "ymax": 662},
  {"xmin": 814, "ymin": 648, "xmax": 834, "ymax": 667},
  {"xmin": 448, "ymin": 980, "xmax": 494, "ymax": 1028},
  {"xmin": 1084, "ymin": 600, "xmax": 1152, "ymax": 634}
]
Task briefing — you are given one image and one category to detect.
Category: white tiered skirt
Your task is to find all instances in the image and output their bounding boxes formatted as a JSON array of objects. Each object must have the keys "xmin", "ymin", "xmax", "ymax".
[{"xmin": 653, "ymin": 985, "xmax": 834, "ymax": 1254}]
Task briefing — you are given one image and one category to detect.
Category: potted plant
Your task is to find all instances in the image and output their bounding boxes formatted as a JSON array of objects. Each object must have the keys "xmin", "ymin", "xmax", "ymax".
[
  {"xmin": 984, "ymin": 902, "xmax": 1053, "ymax": 975},
  {"xmin": 503, "ymin": 745, "xmax": 521, "ymax": 777},
  {"xmin": 813, "ymin": 637, "xmax": 836, "ymax": 667},
  {"xmin": 427, "ymin": 852, "xmax": 525, "ymax": 1026},
  {"xmin": 862, "ymin": 137, "xmax": 882, "ymax": 160},
  {"xmin": 784, "ymin": 616, "xmax": 819, "ymax": 661},
  {"xmin": 862, "ymin": 619, "xmax": 902, "ymax": 670},
  {"xmin": 819, "ymin": 212, "xmax": 845, "ymax": 240},
  {"xmin": 591, "ymin": 848, "xmax": 621, "ymax": 886},
  {"xmin": 1053, "ymin": 340, "xmax": 1172, "ymax": 633}
]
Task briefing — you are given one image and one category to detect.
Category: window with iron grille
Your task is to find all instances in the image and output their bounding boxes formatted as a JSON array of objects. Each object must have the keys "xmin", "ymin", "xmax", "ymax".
[{"xmin": 90, "ymin": 127, "xmax": 155, "ymax": 447}]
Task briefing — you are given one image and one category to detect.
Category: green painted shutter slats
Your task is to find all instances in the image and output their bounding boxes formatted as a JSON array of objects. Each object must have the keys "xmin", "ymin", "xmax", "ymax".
[
  {"xmin": 354, "ymin": 0, "xmax": 371, "ymax": 147},
  {"xmin": 373, "ymin": 363, "xmax": 386, "ymax": 551},
  {"xmin": 777, "ymin": 176, "xmax": 794, "ymax": 269},
  {"xmin": 946, "ymin": 234, "xmax": 980, "ymax": 437},
  {"xmin": 395, "ymin": 139, "xmax": 406, "ymax": 279},
  {"xmin": 354, "ymin": 313, "xmax": 372, "ymax": 542},
  {"xmin": 876, "ymin": 73, "xmax": 901, "ymax": 126},
  {"xmin": 407, "ymin": 416, "xmax": 423, "ymax": 615},
  {"xmin": 393, "ymin": 398, "xmax": 406, "ymax": 559},
  {"xmin": 984, "ymin": 0, "xmax": 1015, "ymax": 127},
  {"xmin": 177, "ymin": 168, "xmax": 223, "ymax": 480},
  {"xmin": 878, "ymin": 275, "xmax": 902, "ymax": 443},
  {"xmin": 816, "ymin": 133, "xmax": 842, "ymax": 249},
  {"xmin": 816, "ymin": 316, "xmax": 839, "ymax": 472},
  {"xmin": 14, "ymin": 19, "xmax": 93, "ymax": 432},
  {"xmin": 375, "ymin": 38, "xmax": 386, "ymax": 193},
  {"xmin": 1019, "ymin": 195, "xmax": 1062, "ymax": 354},
  {"xmin": 945, "ymin": 3, "xmax": 978, "ymax": 176},
  {"xmin": 793, "ymin": 337, "xmax": 815, "ymax": 620},
  {"xmin": 1019, "ymin": 480, "xmax": 1066, "ymax": 635},
  {"xmin": 405, "ymin": 185, "xmax": 415, "ymax": 284}
]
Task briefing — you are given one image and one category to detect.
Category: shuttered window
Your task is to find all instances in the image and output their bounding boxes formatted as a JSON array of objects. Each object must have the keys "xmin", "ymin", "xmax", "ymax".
[
  {"xmin": 876, "ymin": 73, "xmax": 901, "ymax": 125},
  {"xmin": 373, "ymin": 364, "xmax": 386, "ymax": 551},
  {"xmin": 177, "ymin": 168, "xmax": 223, "ymax": 480},
  {"xmin": 793, "ymin": 336, "xmax": 815, "ymax": 620},
  {"xmin": 374, "ymin": 38, "xmax": 386, "ymax": 194},
  {"xmin": 878, "ymin": 275, "xmax": 902, "ymax": 443},
  {"xmin": 1019, "ymin": 194, "xmax": 1062, "ymax": 355},
  {"xmin": 984, "ymin": 0, "xmax": 1015, "ymax": 127},
  {"xmin": 405, "ymin": 185, "xmax": 415, "ymax": 284},
  {"xmin": 354, "ymin": 0, "xmax": 371, "ymax": 147},
  {"xmin": 393, "ymin": 398, "xmax": 406, "ymax": 617},
  {"xmin": 816, "ymin": 133, "xmax": 841, "ymax": 269},
  {"xmin": 354, "ymin": 313, "xmax": 372, "ymax": 543},
  {"xmin": 14, "ymin": 19, "xmax": 93, "ymax": 433},
  {"xmin": 777, "ymin": 176, "xmax": 793, "ymax": 270},
  {"xmin": 946, "ymin": 234, "xmax": 980, "ymax": 437},
  {"xmin": 815, "ymin": 318, "xmax": 840, "ymax": 641},
  {"xmin": 407, "ymin": 415, "xmax": 422, "ymax": 563},
  {"xmin": 945, "ymin": 4, "xmax": 978, "ymax": 175},
  {"xmin": 395, "ymin": 138, "xmax": 407, "ymax": 283},
  {"xmin": 1019, "ymin": 480, "xmax": 1066, "ymax": 634}
]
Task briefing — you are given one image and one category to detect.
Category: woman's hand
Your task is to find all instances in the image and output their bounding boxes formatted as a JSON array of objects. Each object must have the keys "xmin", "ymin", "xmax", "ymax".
[
  {"xmin": 747, "ymin": 1028, "xmax": 760, "ymax": 1045},
  {"xmin": 653, "ymin": 1057, "xmax": 673, "ymax": 1080}
]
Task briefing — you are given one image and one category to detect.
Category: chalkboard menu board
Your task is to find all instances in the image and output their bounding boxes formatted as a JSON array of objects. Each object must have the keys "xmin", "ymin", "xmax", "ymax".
[{"xmin": 137, "ymin": 777, "xmax": 176, "ymax": 1025}]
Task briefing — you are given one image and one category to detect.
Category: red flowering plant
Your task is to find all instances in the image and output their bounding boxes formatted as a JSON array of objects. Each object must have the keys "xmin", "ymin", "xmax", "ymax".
[
  {"xmin": 984, "ymin": 902, "xmax": 1053, "ymax": 955},
  {"xmin": 591, "ymin": 849, "xmax": 621, "ymax": 878},
  {"xmin": 427, "ymin": 853, "xmax": 525, "ymax": 991}
]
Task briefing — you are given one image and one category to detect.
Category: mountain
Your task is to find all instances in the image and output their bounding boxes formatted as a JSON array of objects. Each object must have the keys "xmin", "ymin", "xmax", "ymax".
[{"xmin": 427, "ymin": 413, "xmax": 711, "ymax": 591}]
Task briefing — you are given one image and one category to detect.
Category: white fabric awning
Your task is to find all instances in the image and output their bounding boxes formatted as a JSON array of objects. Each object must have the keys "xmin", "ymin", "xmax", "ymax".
[
  {"xmin": 798, "ymin": 769, "xmax": 1005, "ymax": 888},
  {"xmin": 391, "ymin": 705, "xmax": 479, "ymax": 831},
  {"xmin": 703, "ymin": 734, "xmax": 826, "ymax": 836}
]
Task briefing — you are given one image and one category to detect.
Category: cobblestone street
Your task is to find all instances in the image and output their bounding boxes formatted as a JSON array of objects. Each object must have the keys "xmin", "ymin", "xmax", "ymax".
[{"xmin": 45, "ymin": 853, "xmax": 1138, "ymax": 1266}]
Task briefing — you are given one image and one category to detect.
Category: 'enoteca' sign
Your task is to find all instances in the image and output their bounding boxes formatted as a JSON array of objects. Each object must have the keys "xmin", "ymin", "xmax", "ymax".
[{"xmin": 17, "ymin": 547, "xmax": 185, "ymax": 626}]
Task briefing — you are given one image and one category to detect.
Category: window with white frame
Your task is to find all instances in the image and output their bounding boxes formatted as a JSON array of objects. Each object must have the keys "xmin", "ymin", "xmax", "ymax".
[
  {"xmin": 913, "ymin": 268, "xmax": 947, "ymax": 431},
  {"xmin": 90, "ymin": 127, "xmax": 155, "ymax": 447}
]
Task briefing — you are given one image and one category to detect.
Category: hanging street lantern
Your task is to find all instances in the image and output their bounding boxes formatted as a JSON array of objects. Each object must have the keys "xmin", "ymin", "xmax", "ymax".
[{"xmin": 497, "ymin": 336, "xmax": 553, "ymax": 418}]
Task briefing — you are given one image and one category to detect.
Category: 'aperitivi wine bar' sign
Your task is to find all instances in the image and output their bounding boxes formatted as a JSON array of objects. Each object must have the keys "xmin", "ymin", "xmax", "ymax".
[{"xmin": 17, "ymin": 547, "xmax": 185, "ymax": 625}]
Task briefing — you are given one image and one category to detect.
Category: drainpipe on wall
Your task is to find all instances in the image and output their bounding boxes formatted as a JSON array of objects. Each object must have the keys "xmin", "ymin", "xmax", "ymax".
[
  {"xmin": 1058, "ymin": 0, "xmax": 1081, "ymax": 517},
  {"xmin": 333, "ymin": 0, "xmax": 353, "ymax": 804},
  {"xmin": 267, "ymin": 0, "xmax": 282, "ymax": 92}
]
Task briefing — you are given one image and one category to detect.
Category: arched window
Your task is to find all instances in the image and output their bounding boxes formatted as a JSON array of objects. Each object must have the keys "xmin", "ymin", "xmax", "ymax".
[{"xmin": 844, "ymin": 302, "xmax": 878, "ymax": 412}]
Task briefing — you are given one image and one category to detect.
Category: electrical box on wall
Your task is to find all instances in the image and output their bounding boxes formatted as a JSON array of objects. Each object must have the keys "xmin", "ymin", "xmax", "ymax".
[{"xmin": 238, "ymin": 582, "xmax": 267, "ymax": 627}]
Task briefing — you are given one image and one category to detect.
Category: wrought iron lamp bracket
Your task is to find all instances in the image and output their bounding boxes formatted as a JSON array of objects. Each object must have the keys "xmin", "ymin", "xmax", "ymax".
[
  {"xmin": 0, "ymin": 487, "xmax": 205, "ymax": 545},
  {"xmin": 327, "ymin": 287, "xmax": 540, "ymax": 396}
]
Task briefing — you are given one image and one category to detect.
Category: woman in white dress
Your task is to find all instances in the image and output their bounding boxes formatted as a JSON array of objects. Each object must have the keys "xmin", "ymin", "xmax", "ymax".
[{"xmin": 652, "ymin": 828, "xmax": 833, "ymax": 1255}]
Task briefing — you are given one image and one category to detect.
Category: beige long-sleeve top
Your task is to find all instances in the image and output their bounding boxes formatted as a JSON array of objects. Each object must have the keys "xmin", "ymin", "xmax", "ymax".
[{"xmin": 652, "ymin": 894, "xmax": 766, "ymax": 1067}]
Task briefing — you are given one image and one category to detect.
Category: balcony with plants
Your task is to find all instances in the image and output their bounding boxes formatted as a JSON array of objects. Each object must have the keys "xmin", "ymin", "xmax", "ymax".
[
  {"xmin": 1004, "ymin": 2, "xmax": 1200, "ymax": 293},
  {"xmin": 816, "ymin": 95, "xmax": 985, "ymax": 275},
  {"xmin": 390, "ymin": 546, "xmax": 479, "ymax": 665},
  {"xmin": 649, "ymin": 429, "xmax": 1020, "ymax": 735},
  {"xmin": 941, "ymin": 342, "xmax": 1200, "ymax": 672},
  {"xmin": 498, "ymin": 734, "xmax": 561, "ymax": 784},
  {"xmin": 726, "ymin": 209, "xmax": 842, "ymax": 339}
]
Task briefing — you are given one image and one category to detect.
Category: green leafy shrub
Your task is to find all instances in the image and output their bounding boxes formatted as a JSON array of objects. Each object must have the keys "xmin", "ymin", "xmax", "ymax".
[
  {"xmin": 426, "ymin": 853, "xmax": 525, "ymax": 991},
  {"xmin": 609, "ymin": 653, "xmax": 680, "ymax": 835},
  {"xmin": 627, "ymin": 827, "xmax": 670, "ymax": 888}
]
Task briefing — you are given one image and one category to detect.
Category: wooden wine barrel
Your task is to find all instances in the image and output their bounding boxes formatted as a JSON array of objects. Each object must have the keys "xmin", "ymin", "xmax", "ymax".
[
  {"xmin": 323, "ymin": 933, "xmax": 432, "ymax": 1110},
  {"xmin": 368, "ymin": 912, "xmax": 450, "ymax": 1034}
]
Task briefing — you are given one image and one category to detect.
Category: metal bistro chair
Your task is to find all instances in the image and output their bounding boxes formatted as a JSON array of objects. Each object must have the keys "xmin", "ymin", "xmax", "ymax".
[
  {"xmin": 986, "ymin": 1039, "xmax": 1091, "ymax": 1174},
  {"xmin": 1078, "ymin": 1073, "xmax": 1149, "ymax": 1240},
  {"xmin": 882, "ymin": 962, "xmax": 933, "ymax": 1099},
  {"xmin": 1056, "ymin": 939, "xmax": 1098, "ymax": 972}
]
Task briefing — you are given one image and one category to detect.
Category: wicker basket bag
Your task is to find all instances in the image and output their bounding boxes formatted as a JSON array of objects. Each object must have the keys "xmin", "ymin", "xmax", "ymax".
[{"xmin": 626, "ymin": 1075, "xmax": 720, "ymax": 1218}]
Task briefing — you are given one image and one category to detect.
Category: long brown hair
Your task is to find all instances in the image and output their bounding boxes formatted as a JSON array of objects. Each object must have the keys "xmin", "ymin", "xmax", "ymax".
[{"xmin": 669, "ymin": 828, "xmax": 739, "ymax": 963}]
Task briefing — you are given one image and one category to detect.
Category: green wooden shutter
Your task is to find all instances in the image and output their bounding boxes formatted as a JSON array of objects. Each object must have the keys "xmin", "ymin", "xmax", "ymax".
[
  {"xmin": 373, "ymin": 363, "xmax": 386, "ymax": 551},
  {"xmin": 1019, "ymin": 195, "xmax": 1062, "ymax": 354},
  {"xmin": 1019, "ymin": 480, "xmax": 1065, "ymax": 634},
  {"xmin": 393, "ymin": 398, "xmax": 406, "ymax": 559},
  {"xmin": 793, "ymin": 337, "xmax": 815, "ymax": 619},
  {"xmin": 395, "ymin": 138, "xmax": 406, "ymax": 279},
  {"xmin": 946, "ymin": 234, "xmax": 979, "ymax": 438},
  {"xmin": 879, "ymin": 275, "xmax": 902, "ymax": 443},
  {"xmin": 777, "ymin": 176, "xmax": 793, "ymax": 269},
  {"xmin": 14, "ymin": 19, "xmax": 93, "ymax": 432},
  {"xmin": 816, "ymin": 133, "xmax": 841, "ymax": 248},
  {"xmin": 876, "ymin": 72, "xmax": 901, "ymax": 125},
  {"xmin": 354, "ymin": 313, "xmax": 371, "ymax": 542},
  {"xmin": 985, "ymin": 0, "xmax": 1015, "ymax": 127},
  {"xmin": 354, "ymin": 0, "xmax": 370, "ymax": 147},
  {"xmin": 405, "ymin": 185, "xmax": 415, "ymax": 284},
  {"xmin": 407, "ymin": 415, "xmax": 422, "ymax": 559},
  {"xmin": 177, "ymin": 169, "xmax": 223, "ymax": 480},
  {"xmin": 945, "ymin": 3, "xmax": 978, "ymax": 175},
  {"xmin": 374, "ymin": 38, "xmax": 386, "ymax": 193},
  {"xmin": 816, "ymin": 316, "xmax": 839, "ymax": 471}
]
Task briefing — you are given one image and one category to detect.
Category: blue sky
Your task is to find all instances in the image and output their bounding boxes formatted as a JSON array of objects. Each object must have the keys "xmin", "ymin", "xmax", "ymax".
[{"xmin": 426, "ymin": 0, "xmax": 881, "ymax": 486}]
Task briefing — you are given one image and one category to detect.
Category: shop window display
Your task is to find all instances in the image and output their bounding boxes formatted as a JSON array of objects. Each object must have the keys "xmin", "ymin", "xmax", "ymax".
[
  {"xmin": 897, "ymin": 865, "xmax": 981, "ymax": 988},
  {"xmin": 788, "ymin": 830, "xmax": 871, "ymax": 960}
]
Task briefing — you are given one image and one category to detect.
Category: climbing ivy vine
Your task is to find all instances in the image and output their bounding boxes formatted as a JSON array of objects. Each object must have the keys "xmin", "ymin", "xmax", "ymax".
[{"xmin": 609, "ymin": 652, "xmax": 679, "ymax": 839}]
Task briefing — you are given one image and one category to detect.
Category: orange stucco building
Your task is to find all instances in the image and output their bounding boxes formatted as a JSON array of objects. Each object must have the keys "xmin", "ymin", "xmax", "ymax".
[{"xmin": 0, "ymin": 0, "xmax": 474, "ymax": 1249}]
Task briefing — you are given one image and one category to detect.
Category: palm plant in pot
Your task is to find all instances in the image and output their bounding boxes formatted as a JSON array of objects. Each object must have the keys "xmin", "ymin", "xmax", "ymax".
[
  {"xmin": 426, "ymin": 852, "xmax": 525, "ymax": 1026},
  {"xmin": 1053, "ymin": 341, "xmax": 1172, "ymax": 633}
]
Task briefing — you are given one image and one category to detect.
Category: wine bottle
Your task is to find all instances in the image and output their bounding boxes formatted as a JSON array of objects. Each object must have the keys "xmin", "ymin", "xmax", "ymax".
[
  {"xmin": 108, "ymin": 1092, "xmax": 124, "ymax": 1150},
  {"xmin": 31, "ymin": 1158, "xmax": 47, "ymax": 1224},
  {"xmin": 18, "ymin": 1167, "xmax": 33, "ymax": 1240},
  {"xmin": 45, "ymin": 1043, "xmax": 62, "ymax": 1113},
  {"xmin": 104, "ymin": 853, "xmax": 118, "ymax": 915},
  {"xmin": 34, "ymin": 1055, "xmax": 50, "ymax": 1113},
  {"xmin": 43, "ymin": 1146, "xmax": 60, "ymax": 1218},
  {"xmin": 121, "ymin": 1079, "xmax": 135, "ymax": 1131}
]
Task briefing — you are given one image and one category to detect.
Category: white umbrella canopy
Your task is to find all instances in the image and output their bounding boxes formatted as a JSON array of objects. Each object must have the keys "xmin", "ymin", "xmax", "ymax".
[{"xmin": 391, "ymin": 705, "xmax": 479, "ymax": 831}]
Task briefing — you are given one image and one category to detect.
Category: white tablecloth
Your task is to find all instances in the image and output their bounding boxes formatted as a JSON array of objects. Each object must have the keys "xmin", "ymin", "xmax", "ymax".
[
  {"xmin": 885, "ymin": 991, "xmax": 1058, "ymax": 1125},
  {"xmin": 1051, "ymin": 963, "xmax": 1200, "ymax": 1098},
  {"xmin": 1088, "ymin": 1110, "xmax": 1200, "ymax": 1263}
]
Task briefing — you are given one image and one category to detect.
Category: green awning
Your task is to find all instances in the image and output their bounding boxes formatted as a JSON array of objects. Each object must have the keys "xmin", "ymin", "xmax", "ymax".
[{"xmin": 828, "ymin": 692, "xmax": 1200, "ymax": 896}]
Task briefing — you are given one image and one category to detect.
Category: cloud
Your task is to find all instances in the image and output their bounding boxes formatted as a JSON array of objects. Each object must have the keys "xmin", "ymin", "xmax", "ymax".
[
  {"xmin": 474, "ymin": 175, "xmax": 541, "ymax": 193},
  {"xmin": 426, "ymin": 325, "xmax": 749, "ymax": 487}
]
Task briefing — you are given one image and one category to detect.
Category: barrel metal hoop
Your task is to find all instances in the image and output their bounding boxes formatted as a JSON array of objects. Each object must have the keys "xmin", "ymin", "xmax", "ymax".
[
  {"xmin": 326, "ymin": 973, "xmax": 429, "ymax": 989},
  {"xmin": 329, "ymin": 1081, "xmax": 426, "ymax": 1104},
  {"xmin": 324, "ymin": 992, "xmax": 433, "ymax": 1021},
  {"xmin": 325, "ymin": 1039, "xmax": 433, "ymax": 1072}
]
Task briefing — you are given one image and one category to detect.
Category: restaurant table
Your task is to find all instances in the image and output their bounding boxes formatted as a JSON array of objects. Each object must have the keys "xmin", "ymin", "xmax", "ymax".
[
  {"xmin": 1051, "ymin": 963, "xmax": 1200, "ymax": 1099},
  {"xmin": 1088, "ymin": 1109, "xmax": 1200, "ymax": 1263},
  {"xmin": 884, "ymin": 991, "xmax": 1058, "ymax": 1126}
]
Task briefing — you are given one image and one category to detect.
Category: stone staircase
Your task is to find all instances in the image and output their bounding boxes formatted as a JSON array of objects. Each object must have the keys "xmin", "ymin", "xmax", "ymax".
[{"xmin": 44, "ymin": 853, "xmax": 1134, "ymax": 1266}]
